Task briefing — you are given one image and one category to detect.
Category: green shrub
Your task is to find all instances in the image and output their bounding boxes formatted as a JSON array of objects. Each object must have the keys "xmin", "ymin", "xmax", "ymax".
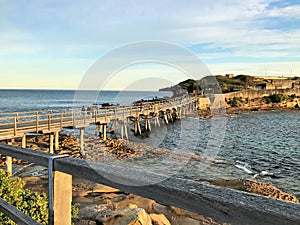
[
  {"xmin": 0, "ymin": 169, "xmax": 78, "ymax": 225},
  {"xmin": 227, "ymin": 97, "xmax": 243, "ymax": 107},
  {"xmin": 289, "ymin": 94, "xmax": 297, "ymax": 100},
  {"xmin": 264, "ymin": 94, "xmax": 287, "ymax": 103}
]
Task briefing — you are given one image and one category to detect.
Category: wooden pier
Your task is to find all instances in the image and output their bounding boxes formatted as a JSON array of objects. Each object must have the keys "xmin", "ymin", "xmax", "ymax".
[{"xmin": 0, "ymin": 96, "xmax": 201, "ymax": 151}]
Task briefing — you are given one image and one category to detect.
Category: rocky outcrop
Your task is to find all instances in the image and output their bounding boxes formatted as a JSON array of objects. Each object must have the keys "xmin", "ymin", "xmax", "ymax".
[{"xmin": 199, "ymin": 179, "xmax": 299, "ymax": 203}]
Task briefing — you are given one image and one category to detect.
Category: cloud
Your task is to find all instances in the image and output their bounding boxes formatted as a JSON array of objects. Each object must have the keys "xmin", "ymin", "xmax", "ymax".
[
  {"xmin": 266, "ymin": 4, "xmax": 300, "ymax": 18},
  {"xmin": 0, "ymin": 0, "xmax": 300, "ymax": 89},
  {"xmin": 209, "ymin": 61, "xmax": 300, "ymax": 76}
]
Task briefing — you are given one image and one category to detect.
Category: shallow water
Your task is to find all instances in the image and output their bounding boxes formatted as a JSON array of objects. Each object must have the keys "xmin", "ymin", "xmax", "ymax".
[{"xmin": 129, "ymin": 110, "xmax": 300, "ymax": 197}]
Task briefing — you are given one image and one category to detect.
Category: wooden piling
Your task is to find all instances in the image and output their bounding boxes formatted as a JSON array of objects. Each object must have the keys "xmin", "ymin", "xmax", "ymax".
[
  {"xmin": 95, "ymin": 124, "xmax": 99, "ymax": 136},
  {"xmin": 124, "ymin": 120, "xmax": 128, "ymax": 139},
  {"xmin": 49, "ymin": 134, "xmax": 54, "ymax": 154},
  {"xmin": 80, "ymin": 129, "xmax": 84, "ymax": 152},
  {"xmin": 14, "ymin": 117, "xmax": 17, "ymax": 136},
  {"xmin": 137, "ymin": 117, "xmax": 142, "ymax": 135},
  {"xmin": 103, "ymin": 124, "xmax": 107, "ymax": 141},
  {"xmin": 99, "ymin": 124, "xmax": 103, "ymax": 138},
  {"xmin": 21, "ymin": 134, "xmax": 26, "ymax": 148},
  {"xmin": 164, "ymin": 114, "xmax": 169, "ymax": 124},
  {"xmin": 120, "ymin": 123, "xmax": 124, "ymax": 139},
  {"xmin": 6, "ymin": 140, "xmax": 12, "ymax": 176},
  {"xmin": 36, "ymin": 112, "xmax": 39, "ymax": 133},
  {"xmin": 55, "ymin": 131, "xmax": 59, "ymax": 151},
  {"xmin": 146, "ymin": 117, "xmax": 151, "ymax": 132}
]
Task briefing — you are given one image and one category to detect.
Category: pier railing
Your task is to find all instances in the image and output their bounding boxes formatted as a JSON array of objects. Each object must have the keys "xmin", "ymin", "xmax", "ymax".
[
  {"xmin": 0, "ymin": 96, "xmax": 199, "ymax": 141},
  {"xmin": 0, "ymin": 144, "xmax": 299, "ymax": 225}
]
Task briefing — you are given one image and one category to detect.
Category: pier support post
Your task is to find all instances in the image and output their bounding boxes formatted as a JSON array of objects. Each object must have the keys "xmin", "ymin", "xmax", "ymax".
[
  {"xmin": 120, "ymin": 123, "xmax": 124, "ymax": 139},
  {"xmin": 6, "ymin": 140, "xmax": 13, "ymax": 176},
  {"xmin": 124, "ymin": 120, "xmax": 128, "ymax": 140},
  {"xmin": 134, "ymin": 119, "xmax": 138, "ymax": 135},
  {"xmin": 146, "ymin": 117, "xmax": 151, "ymax": 132},
  {"xmin": 53, "ymin": 171, "xmax": 72, "ymax": 225},
  {"xmin": 21, "ymin": 134, "xmax": 26, "ymax": 148},
  {"xmin": 137, "ymin": 121, "xmax": 142, "ymax": 135},
  {"xmin": 103, "ymin": 124, "xmax": 107, "ymax": 141},
  {"xmin": 55, "ymin": 131, "xmax": 59, "ymax": 151},
  {"xmin": 99, "ymin": 124, "xmax": 103, "ymax": 138},
  {"xmin": 145, "ymin": 118, "xmax": 148, "ymax": 131},
  {"xmin": 80, "ymin": 129, "xmax": 84, "ymax": 152},
  {"xmin": 156, "ymin": 116, "xmax": 160, "ymax": 127},
  {"xmin": 49, "ymin": 134, "xmax": 54, "ymax": 154},
  {"xmin": 164, "ymin": 114, "xmax": 169, "ymax": 125},
  {"xmin": 95, "ymin": 124, "xmax": 100, "ymax": 136}
]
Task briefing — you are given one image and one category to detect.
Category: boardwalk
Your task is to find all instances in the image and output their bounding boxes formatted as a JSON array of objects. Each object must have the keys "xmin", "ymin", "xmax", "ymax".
[{"xmin": 0, "ymin": 96, "xmax": 200, "ymax": 151}]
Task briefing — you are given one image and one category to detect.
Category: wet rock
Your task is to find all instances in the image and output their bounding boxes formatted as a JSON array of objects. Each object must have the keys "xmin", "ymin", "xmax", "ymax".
[{"xmin": 199, "ymin": 179, "xmax": 299, "ymax": 203}]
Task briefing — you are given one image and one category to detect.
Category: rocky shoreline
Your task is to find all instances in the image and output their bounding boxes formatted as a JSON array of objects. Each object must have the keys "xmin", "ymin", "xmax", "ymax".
[
  {"xmin": 224, "ymin": 95, "xmax": 300, "ymax": 114},
  {"xmin": 0, "ymin": 132, "xmax": 298, "ymax": 224}
]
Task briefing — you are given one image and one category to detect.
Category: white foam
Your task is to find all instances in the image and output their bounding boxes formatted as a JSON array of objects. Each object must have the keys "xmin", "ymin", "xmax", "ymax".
[{"xmin": 235, "ymin": 164, "xmax": 253, "ymax": 174}]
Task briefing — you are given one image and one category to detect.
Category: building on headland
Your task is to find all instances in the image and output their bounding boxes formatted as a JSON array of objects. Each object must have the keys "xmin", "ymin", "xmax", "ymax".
[
  {"xmin": 253, "ymin": 76, "xmax": 299, "ymax": 90},
  {"xmin": 159, "ymin": 74, "xmax": 300, "ymax": 97},
  {"xmin": 225, "ymin": 74, "xmax": 234, "ymax": 79}
]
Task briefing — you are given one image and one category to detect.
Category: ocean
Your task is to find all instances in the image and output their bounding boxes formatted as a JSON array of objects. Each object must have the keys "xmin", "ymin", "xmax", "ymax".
[{"xmin": 0, "ymin": 89, "xmax": 299, "ymax": 198}]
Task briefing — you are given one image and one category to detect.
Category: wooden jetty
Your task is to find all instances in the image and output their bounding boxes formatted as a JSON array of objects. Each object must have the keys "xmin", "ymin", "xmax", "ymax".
[{"xmin": 0, "ymin": 96, "xmax": 201, "ymax": 153}]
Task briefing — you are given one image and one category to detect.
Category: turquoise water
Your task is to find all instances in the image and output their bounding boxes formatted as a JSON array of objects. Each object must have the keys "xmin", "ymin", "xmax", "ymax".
[
  {"xmin": 0, "ymin": 90, "xmax": 299, "ymax": 197},
  {"xmin": 152, "ymin": 111, "xmax": 300, "ymax": 197}
]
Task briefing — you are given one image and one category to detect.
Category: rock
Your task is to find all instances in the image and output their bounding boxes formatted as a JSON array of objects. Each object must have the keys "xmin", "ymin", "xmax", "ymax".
[
  {"xmin": 153, "ymin": 203, "xmax": 170, "ymax": 218},
  {"xmin": 112, "ymin": 208, "xmax": 152, "ymax": 225},
  {"xmin": 29, "ymin": 143, "xmax": 40, "ymax": 150},
  {"xmin": 128, "ymin": 203, "xmax": 138, "ymax": 209},
  {"xmin": 149, "ymin": 214, "xmax": 171, "ymax": 225},
  {"xmin": 90, "ymin": 183, "xmax": 119, "ymax": 193},
  {"xmin": 114, "ymin": 194, "xmax": 155, "ymax": 213},
  {"xmin": 172, "ymin": 217, "xmax": 200, "ymax": 225},
  {"xmin": 78, "ymin": 204, "xmax": 100, "ymax": 220},
  {"xmin": 75, "ymin": 220, "xmax": 97, "ymax": 225},
  {"xmin": 199, "ymin": 179, "xmax": 299, "ymax": 203}
]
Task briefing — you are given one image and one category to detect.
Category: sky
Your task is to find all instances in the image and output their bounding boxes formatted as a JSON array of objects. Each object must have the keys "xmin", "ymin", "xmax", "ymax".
[{"xmin": 0, "ymin": 0, "xmax": 300, "ymax": 90}]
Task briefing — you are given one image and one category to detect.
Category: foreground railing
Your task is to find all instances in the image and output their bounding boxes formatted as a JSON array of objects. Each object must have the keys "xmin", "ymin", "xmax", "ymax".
[{"xmin": 0, "ymin": 144, "xmax": 299, "ymax": 225}]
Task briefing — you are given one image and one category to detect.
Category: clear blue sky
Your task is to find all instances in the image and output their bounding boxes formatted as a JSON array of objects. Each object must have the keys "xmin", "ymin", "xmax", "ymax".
[{"xmin": 0, "ymin": 0, "xmax": 300, "ymax": 90}]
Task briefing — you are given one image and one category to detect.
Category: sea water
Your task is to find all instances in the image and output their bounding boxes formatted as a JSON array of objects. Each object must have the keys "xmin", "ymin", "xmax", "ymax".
[{"xmin": 0, "ymin": 89, "xmax": 299, "ymax": 197}]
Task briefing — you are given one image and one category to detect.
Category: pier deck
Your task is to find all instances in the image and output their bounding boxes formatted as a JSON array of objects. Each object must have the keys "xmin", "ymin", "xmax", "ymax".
[{"xmin": 0, "ymin": 96, "xmax": 199, "ymax": 141}]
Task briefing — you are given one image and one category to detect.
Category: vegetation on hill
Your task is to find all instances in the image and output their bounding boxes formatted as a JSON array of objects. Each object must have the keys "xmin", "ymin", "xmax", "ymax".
[
  {"xmin": 171, "ymin": 75, "xmax": 256, "ymax": 94},
  {"xmin": 215, "ymin": 75, "xmax": 255, "ymax": 93},
  {"xmin": 264, "ymin": 94, "xmax": 287, "ymax": 103},
  {"xmin": 178, "ymin": 79, "xmax": 200, "ymax": 93},
  {"xmin": 161, "ymin": 75, "xmax": 300, "ymax": 95}
]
